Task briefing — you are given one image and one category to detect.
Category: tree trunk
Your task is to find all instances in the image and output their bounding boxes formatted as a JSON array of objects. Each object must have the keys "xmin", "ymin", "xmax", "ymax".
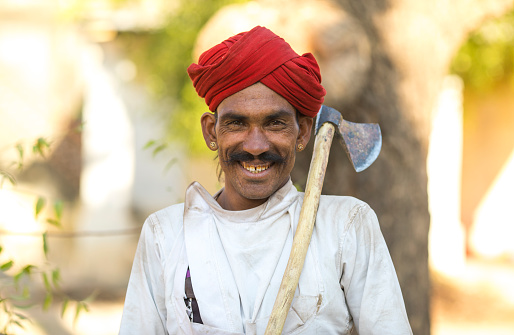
[
  {"xmin": 297, "ymin": 1, "xmax": 514, "ymax": 333},
  {"xmin": 295, "ymin": 1, "xmax": 513, "ymax": 333},
  {"xmin": 197, "ymin": 0, "xmax": 514, "ymax": 333}
]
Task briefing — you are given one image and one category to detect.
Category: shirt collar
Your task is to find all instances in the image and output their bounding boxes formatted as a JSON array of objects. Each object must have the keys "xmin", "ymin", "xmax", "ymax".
[{"xmin": 185, "ymin": 178, "xmax": 299, "ymax": 223}]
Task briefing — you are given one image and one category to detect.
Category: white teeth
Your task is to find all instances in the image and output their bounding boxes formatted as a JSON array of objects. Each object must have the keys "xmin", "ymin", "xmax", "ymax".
[{"xmin": 242, "ymin": 162, "xmax": 270, "ymax": 174}]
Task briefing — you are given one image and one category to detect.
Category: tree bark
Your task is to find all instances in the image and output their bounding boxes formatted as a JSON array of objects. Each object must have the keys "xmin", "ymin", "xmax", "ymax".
[{"xmin": 314, "ymin": 2, "xmax": 512, "ymax": 334}]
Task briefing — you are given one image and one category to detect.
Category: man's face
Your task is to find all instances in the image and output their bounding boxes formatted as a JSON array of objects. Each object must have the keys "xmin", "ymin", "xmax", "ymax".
[{"xmin": 201, "ymin": 82, "xmax": 313, "ymax": 210}]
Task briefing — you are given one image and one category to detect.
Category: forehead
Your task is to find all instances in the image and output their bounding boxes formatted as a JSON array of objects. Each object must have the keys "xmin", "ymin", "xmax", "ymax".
[{"xmin": 217, "ymin": 82, "xmax": 296, "ymax": 119}]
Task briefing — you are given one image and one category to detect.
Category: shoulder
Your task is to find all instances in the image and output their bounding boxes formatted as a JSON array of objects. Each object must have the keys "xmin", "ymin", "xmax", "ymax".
[
  {"xmin": 316, "ymin": 194, "xmax": 374, "ymax": 226},
  {"xmin": 295, "ymin": 192, "xmax": 373, "ymax": 221},
  {"xmin": 148, "ymin": 203, "xmax": 185, "ymax": 225},
  {"xmin": 142, "ymin": 203, "xmax": 185, "ymax": 244},
  {"xmin": 308, "ymin": 194, "xmax": 377, "ymax": 238},
  {"xmin": 318, "ymin": 194, "xmax": 371, "ymax": 214}
]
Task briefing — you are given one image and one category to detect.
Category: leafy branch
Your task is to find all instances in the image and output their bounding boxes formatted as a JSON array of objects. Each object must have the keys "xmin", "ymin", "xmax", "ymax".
[
  {"xmin": 143, "ymin": 139, "xmax": 179, "ymax": 174},
  {"xmin": 0, "ymin": 137, "xmax": 91, "ymax": 333},
  {"xmin": 0, "ymin": 137, "xmax": 51, "ymax": 187}
]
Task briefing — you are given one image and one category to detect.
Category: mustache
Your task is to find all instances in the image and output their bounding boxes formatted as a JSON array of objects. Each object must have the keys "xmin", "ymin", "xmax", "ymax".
[{"xmin": 224, "ymin": 151, "xmax": 286, "ymax": 165}]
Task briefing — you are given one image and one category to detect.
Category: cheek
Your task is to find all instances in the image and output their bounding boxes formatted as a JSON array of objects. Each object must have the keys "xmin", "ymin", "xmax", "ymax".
[
  {"xmin": 278, "ymin": 143, "xmax": 297, "ymax": 168},
  {"xmin": 215, "ymin": 135, "xmax": 236, "ymax": 155},
  {"xmin": 217, "ymin": 148, "xmax": 231, "ymax": 166},
  {"xmin": 279, "ymin": 137, "xmax": 298, "ymax": 154}
]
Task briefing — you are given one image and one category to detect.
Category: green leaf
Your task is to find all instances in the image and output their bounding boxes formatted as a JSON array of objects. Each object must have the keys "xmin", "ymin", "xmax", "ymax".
[
  {"xmin": 60, "ymin": 297, "xmax": 69, "ymax": 318},
  {"xmin": 14, "ymin": 265, "xmax": 36, "ymax": 285},
  {"xmin": 0, "ymin": 245, "xmax": 3, "ymax": 254},
  {"xmin": 15, "ymin": 143, "xmax": 24, "ymax": 170},
  {"xmin": 14, "ymin": 272, "xmax": 24, "ymax": 285},
  {"xmin": 46, "ymin": 218, "xmax": 61, "ymax": 228},
  {"xmin": 43, "ymin": 292, "xmax": 52, "ymax": 311},
  {"xmin": 22, "ymin": 286, "xmax": 30, "ymax": 299},
  {"xmin": 1, "ymin": 260, "xmax": 14, "ymax": 271},
  {"xmin": 52, "ymin": 268, "xmax": 61, "ymax": 288},
  {"xmin": 152, "ymin": 143, "xmax": 167, "ymax": 157},
  {"xmin": 0, "ymin": 170, "xmax": 16, "ymax": 186},
  {"xmin": 42, "ymin": 272, "xmax": 52, "ymax": 292},
  {"xmin": 9, "ymin": 290, "xmax": 31, "ymax": 301},
  {"xmin": 53, "ymin": 200, "xmax": 63, "ymax": 220},
  {"xmin": 12, "ymin": 320, "xmax": 25, "ymax": 330},
  {"xmin": 24, "ymin": 264, "xmax": 35, "ymax": 275},
  {"xmin": 12, "ymin": 302, "xmax": 35, "ymax": 310},
  {"xmin": 73, "ymin": 301, "xmax": 89, "ymax": 325},
  {"xmin": 143, "ymin": 139, "xmax": 156, "ymax": 149},
  {"xmin": 32, "ymin": 138, "xmax": 50, "ymax": 157},
  {"xmin": 14, "ymin": 312, "xmax": 29, "ymax": 321},
  {"xmin": 16, "ymin": 143, "xmax": 24, "ymax": 160},
  {"xmin": 163, "ymin": 157, "xmax": 178, "ymax": 173},
  {"xmin": 42, "ymin": 232, "xmax": 49, "ymax": 259},
  {"xmin": 32, "ymin": 144, "xmax": 40, "ymax": 156},
  {"xmin": 35, "ymin": 197, "xmax": 46, "ymax": 218}
]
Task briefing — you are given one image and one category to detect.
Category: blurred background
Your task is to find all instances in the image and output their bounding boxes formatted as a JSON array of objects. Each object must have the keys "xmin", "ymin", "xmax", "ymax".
[{"xmin": 1, "ymin": 0, "xmax": 514, "ymax": 334}]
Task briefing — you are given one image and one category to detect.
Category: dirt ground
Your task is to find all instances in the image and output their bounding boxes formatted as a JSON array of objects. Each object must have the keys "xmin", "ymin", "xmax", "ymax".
[{"xmin": 431, "ymin": 258, "xmax": 514, "ymax": 335}]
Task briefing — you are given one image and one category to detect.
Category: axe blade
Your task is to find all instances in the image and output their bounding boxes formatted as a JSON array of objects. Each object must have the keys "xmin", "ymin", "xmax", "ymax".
[
  {"xmin": 339, "ymin": 119, "xmax": 382, "ymax": 172},
  {"xmin": 315, "ymin": 105, "xmax": 382, "ymax": 172}
]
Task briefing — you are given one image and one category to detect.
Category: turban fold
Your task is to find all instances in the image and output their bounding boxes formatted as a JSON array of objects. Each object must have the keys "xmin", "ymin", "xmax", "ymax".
[{"xmin": 187, "ymin": 26, "xmax": 326, "ymax": 117}]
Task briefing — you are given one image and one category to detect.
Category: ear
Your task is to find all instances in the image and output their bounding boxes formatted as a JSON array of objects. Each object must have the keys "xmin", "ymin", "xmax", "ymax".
[
  {"xmin": 296, "ymin": 114, "xmax": 314, "ymax": 148},
  {"xmin": 201, "ymin": 112, "xmax": 217, "ymax": 151}
]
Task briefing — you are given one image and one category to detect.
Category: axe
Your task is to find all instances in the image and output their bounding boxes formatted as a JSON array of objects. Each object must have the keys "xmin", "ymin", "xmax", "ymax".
[{"xmin": 264, "ymin": 105, "xmax": 382, "ymax": 334}]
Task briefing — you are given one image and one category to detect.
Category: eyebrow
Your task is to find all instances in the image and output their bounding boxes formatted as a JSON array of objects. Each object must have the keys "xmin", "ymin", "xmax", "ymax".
[
  {"xmin": 264, "ymin": 110, "xmax": 295, "ymax": 122},
  {"xmin": 218, "ymin": 110, "xmax": 294, "ymax": 123},
  {"xmin": 218, "ymin": 111, "xmax": 249, "ymax": 123}
]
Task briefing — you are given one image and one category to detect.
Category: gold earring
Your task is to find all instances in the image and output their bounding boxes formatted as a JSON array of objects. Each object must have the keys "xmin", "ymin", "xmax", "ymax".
[
  {"xmin": 209, "ymin": 141, "xmax": 217, "ymax": 150},
  {"xmin": 297, "ymin": 143, "xmax": 304, "ymax": 151}
]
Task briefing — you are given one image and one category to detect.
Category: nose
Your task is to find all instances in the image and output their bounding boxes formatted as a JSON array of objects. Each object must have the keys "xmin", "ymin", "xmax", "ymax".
[{"xmin": 242, "ymin": 127, "xmax": 270, "ymax": 157}]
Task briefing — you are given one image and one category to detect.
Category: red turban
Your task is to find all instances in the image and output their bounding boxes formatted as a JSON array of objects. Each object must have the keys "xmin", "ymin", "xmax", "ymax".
[{"xmin": 187, "ymin": 26, "xmax": 326, "ymax": 117}]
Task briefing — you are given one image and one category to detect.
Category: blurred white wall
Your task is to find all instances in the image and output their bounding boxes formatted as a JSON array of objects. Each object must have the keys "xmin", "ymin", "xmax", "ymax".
[
  {"xmin": 472, "ymin": 148, "xmax": 514, "ymax": 258},
  {"xmin": 428, "ymin": 75, "xmax": 466, "ymax": 276},
  {"xmin": 0, "ymin": 1, "xmax": 189, "ymax": 294}
]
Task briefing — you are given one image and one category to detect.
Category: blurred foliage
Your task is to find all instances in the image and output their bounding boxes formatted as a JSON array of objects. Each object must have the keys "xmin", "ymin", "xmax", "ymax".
[
  {"xmin": 0, "ymin": 138, "xmax": 90, "ymax": 333},
  {"xmin": 118, "ymin": 0, "xmax": 249, "ymax": 153},
  {"xmin": 451, "ymin": 8, "xmax": 514, "ymax": 91},
  {"xmin": 58, "ymin": 0, "xmax": 135, "ymax": 21}
]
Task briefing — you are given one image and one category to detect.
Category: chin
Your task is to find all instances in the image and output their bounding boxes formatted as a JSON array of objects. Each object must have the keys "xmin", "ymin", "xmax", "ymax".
[{"xmin": 239, "ymin": 188, "xmax": 275, "ymax": 201}]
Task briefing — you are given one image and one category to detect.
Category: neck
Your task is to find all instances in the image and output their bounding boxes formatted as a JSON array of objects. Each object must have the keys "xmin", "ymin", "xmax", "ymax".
[{"xmin": 216, "ymin": 190, "xmax": 268, "ymax": 211}]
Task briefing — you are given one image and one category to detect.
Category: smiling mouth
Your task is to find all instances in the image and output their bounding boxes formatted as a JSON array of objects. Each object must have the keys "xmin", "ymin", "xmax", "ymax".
[{"xmin": 241, "ymin": 161, "xmax": 272, "ymax": 174}]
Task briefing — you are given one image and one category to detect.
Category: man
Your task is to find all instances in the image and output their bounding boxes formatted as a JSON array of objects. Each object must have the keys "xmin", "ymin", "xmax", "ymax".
[{"xmin": 119, "ymin": 26, "xmax": 412, "ymax": 334}]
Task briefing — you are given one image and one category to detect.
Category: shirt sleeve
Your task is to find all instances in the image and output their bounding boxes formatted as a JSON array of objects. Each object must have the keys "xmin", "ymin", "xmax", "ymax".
[
  {"xmin": 119, "ymin": 216, "xmax": 168, "ymax": 335},
  {"xmin": 339, "ymin": 204, "xmax": 412, "ymax": 335}
]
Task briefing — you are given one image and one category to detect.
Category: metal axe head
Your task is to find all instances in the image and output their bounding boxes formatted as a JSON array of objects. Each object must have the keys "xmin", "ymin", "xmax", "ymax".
[{"xmin": 315, "ymin": 105, "xmax": 382, "ymax": 172}]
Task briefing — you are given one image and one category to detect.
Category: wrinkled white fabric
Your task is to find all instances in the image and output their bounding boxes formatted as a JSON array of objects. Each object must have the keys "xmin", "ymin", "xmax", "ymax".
[{"xmin": 119, "ymin": 180, "xmax": 412, "ymax": 335}]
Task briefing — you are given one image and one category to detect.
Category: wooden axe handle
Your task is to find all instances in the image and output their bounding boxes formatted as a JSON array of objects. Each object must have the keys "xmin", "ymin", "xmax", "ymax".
[{"xmin": 264, "ymin": 122, "xmax": 336, "ymax": 334}]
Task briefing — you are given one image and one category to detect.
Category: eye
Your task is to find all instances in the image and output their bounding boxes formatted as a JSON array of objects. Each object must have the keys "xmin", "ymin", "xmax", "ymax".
[
  {"xmin": 267, "ymin": 119, "xmax": 287, "ymax": 129},
  {"xmin": 225, "ymin": 120, "xmax": 245, "ymax": 128},
  {"xmin": 222, "ymin": 119, "xmax": 246, "ymax": 131}
]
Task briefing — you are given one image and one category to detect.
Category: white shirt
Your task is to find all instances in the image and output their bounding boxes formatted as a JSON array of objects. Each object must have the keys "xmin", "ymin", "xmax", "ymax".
[{"xmin": 119, "ymin": 180, "xmax": 412, "ymax": 334}]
